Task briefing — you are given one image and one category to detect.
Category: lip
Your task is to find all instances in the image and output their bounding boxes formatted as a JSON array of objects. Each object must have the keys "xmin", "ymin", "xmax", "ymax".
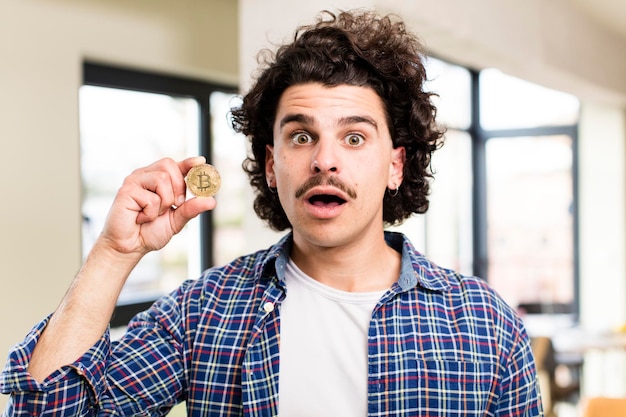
[
  {"xmin": 301, "ymin": 186, "xmax": 349, "ymax": 219},
  {"xmin": 302, "ymin": 186, "xmax": 350, "ymax": 202}
]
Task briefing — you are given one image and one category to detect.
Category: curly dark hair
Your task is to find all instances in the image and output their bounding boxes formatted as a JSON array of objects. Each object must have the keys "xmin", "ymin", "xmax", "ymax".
[{"xmin": 230, "ymin": 9, "xmax": 445, "ymax": 231}]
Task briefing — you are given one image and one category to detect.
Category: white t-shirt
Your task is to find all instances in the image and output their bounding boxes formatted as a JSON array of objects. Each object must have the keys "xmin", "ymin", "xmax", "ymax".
[{"xmin": 278, "ymin": 259, "xmax": 387, "ymax": 417}]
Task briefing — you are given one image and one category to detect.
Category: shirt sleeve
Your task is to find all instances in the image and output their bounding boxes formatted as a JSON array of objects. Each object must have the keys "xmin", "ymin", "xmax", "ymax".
[
  {"xmin": 494, "ymin": 319, "xmax": 545, "ymax": 417},
  {"xmin": 1, "ymin": 290, "xmax": 188, "ymax": 416},
  {"xmin": 0, "ymin": 315, "xmax": 110, "ymax": 416}
]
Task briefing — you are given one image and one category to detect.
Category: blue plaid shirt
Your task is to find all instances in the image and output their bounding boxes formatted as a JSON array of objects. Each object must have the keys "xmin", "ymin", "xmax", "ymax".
[{"xmin": 1, "ymin": 232, "xmax": 543, "ymax": 416}]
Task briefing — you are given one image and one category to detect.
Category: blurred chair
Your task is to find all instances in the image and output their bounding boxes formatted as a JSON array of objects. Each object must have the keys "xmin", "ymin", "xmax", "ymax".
[
  {"xmin": 582, "ymin": 397, "xmax": 626, "ymax": 417},
  {"xmin": 531, "ymin": 336, "xmax": 582, "ymax": 417}
]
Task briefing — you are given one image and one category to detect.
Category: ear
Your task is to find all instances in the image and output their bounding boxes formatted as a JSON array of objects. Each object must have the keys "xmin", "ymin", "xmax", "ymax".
[
  {"xmin": 265, "ymin": 144, "xmax": 276, "ymax": 186},
  {"xmin": 388, "ymin": 146, "xmax": 405, "ymax": 189}
]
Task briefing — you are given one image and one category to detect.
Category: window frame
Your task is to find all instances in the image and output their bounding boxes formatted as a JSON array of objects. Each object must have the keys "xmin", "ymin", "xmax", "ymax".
[{"xmin": 466, "ymin": 69, "xmax": 580, "ymax": 317}]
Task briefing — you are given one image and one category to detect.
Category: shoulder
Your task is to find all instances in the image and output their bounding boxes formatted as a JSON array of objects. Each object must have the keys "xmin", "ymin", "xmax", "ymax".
[
  {"xmin": 391, "ymin": 231, "xmax": 527, "ymax": 348},
  {"xmin": 174, "ymin": 233, "xmax": 290, "ymax": 305},
  {"xmin": 392, "ymin": 232, "xmax": 518, "ymax": 320},
  {"xmin": 419, "ymin": 257, "xmax": 523, "ymax": 338},
  {"xmin": 137, "ymin": 236, "xmax": 288, "ymax": 335},
  {"xmin": 427, "ymin": 267, "xmax": 531, "ymax": 365}
]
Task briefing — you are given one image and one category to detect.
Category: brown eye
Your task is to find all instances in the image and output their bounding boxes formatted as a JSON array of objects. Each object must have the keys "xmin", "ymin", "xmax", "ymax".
[
  {"xmin": 292, "ymin": 132, "xmax": 313, "ymax": 145},
  {"xmin": 345, "ymin": 134, "xmax": 364, "ymax": 146}
]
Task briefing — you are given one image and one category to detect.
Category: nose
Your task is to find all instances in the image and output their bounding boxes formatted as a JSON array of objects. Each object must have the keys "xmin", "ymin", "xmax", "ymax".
[{"xmin": 311, "ymin": 138, "xmax": 340, "ymax": 174}]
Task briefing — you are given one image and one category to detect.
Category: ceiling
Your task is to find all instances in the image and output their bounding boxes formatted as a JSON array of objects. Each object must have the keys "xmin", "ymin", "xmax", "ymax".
[{"xmin": 570, "ymin": 0, "xmax": 626, "ymax": 39}]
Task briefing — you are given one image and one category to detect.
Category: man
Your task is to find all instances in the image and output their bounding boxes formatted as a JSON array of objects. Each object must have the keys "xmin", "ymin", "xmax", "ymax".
[{"xmin": 1, "ymin": 10, "xmax": 543, "ymax": 416}]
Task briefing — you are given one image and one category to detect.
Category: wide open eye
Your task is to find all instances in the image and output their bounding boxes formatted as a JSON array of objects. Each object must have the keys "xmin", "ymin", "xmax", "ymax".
[
  {"xmin": 292, "ymin": 132, "xmax": 313, "ymax": 145},
  {"xmin": 344, "ymin": 134, "xmax": 365, "ymax": 146}
]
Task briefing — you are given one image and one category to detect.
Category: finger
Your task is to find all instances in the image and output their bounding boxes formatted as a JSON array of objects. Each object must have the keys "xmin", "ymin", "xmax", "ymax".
[
  {"xmin": 137, "ymin": 158, "xmax": 190, "ymax": 209},
  {"xmin": 121, "ymin": 156, "xmax": 209, "ymax": 222},
  {"xmin": 121, "ymin": 170, "xmax": 176, "ymax": 221},
  {"xmin": 175, "ymin": 156, "xmax": 207, "ymax": 205},
  {"xmin": 171, "ymin": 196, "xmax": 216, "ymax": 233},
  {"xmin": 151, "ymin": 172, "xmax": 179, "ymax": 215},
  {"xmin": 132, "ymin": 156, "xmax": 209, "ymax": 220},
  {"xmin": 179, "ymin": 156, "xmax": 207, "ymax": 175},
  {"xmin": 143, "ymin": 156, "xmax": 207, "ymax": 207},
  {"xmin": 129, "ymin": 187, "xmax": 167, "ymax": 225}
]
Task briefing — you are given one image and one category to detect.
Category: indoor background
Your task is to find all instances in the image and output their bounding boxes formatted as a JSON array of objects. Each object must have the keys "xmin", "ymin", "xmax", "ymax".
[{"xmin": 1, "ymin": 0, "xmax": 625, "ymax": 415}]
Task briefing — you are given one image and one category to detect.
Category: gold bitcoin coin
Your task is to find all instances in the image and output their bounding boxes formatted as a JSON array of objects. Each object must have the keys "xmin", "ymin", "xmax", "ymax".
[{"xmin": 185, "ymin": 164, "xmax": 221, "ymax": 197}]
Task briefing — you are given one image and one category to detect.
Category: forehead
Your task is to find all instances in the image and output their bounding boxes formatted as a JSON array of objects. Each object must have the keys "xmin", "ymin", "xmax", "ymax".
[{"xmin": 275, "ymin": 83, "xmax": 389, "ymax": 128}]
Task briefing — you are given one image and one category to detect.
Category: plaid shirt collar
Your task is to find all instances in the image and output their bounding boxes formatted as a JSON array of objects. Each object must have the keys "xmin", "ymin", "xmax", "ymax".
[{"xmin": 261, "ymin": 231, "xmax": 452, "ymax": 294}]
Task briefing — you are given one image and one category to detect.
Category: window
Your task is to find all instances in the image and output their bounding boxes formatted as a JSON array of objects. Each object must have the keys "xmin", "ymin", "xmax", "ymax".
[
  {"xmin": 393, "ymin": 58, "xmax": 580, "ymax": 317},
  {"xmin": 80, "ymin": 63, "xmax": 237, "ymax": 327},
  {"xmin": 479, "ymin": 69, "xmax": 579, "ymax": 316},
  {"xmin": 485, "ymin": 135, "xmax": 575, "ymax": 309},
  {"xmin": 423, "ymin": 58, "xmax": 474, "ymax": 275},
  {"xmin": 208, "ymin": 92, "xmax": 249, "ymax": 266},
  {"xmin": 390, "ymin": 58, "xmax": 473, "ymax": 276}
]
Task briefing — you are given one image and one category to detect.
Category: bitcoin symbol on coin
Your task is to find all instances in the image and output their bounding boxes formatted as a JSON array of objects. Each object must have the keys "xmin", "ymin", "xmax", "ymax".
[
  {"xmin": 196, "ymin": 174, "xmax": 211, "ymax": 192},
  {"xmin": 185, "ymin": 164, "xmax": 221, "ymax": 197}
]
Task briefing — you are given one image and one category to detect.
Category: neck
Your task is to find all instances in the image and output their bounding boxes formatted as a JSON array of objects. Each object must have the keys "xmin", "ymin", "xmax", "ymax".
[{"xmin": 290, "ymin": 232, "xmax": 401, "ymax": 292}]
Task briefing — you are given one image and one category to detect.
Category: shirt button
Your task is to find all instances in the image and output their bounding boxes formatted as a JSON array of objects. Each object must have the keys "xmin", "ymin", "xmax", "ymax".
[{"xmin": 262, "ymin": 302, "xmax": 275, "ymax": 313}]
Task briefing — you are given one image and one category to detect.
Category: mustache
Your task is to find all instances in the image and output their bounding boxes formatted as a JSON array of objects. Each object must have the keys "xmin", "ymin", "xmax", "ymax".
[{"xmin": 294, "ymin": 175, "xmax": 357, "ymax": 200}]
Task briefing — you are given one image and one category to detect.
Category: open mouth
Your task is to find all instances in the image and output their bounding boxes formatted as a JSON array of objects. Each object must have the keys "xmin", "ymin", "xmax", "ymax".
[{"xmin": 308, "ymin": 194, "xmax": 347, "ymax": 207}]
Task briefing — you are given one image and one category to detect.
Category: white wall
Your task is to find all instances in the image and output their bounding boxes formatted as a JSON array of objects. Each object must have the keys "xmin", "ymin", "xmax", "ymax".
[
  {"xmin": 578, "ymin": 103, "xmax": 626, "ymax": 398},
  {"xmin": 380, "ymin": 0, "xmax": 626, "ymax": 106},
  {"xmin": 579, "ymin": 104, "xmax": 626, "ymax": 329},
  {"xmin": 0, "ymin": 0, "xmax": 238, "ymax": 410}
]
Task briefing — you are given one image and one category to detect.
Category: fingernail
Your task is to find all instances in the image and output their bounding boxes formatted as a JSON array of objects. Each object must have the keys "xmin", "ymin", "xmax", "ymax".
[{"xmin": 176, "ymin": 195, "xmax": 185, "ymax": 206}]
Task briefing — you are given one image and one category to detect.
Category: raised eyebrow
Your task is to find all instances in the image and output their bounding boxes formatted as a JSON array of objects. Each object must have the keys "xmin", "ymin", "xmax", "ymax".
[
  {"xmin": 338, "ymin": 115, "xmax": 379, "ymax": 130},
  {"xmin": 279, "ymin": 113, "xmax": 314, "ymax": 130},
  {"xmin": 279, "ymin": 114, "xmax": 378, "ymax": 130}
]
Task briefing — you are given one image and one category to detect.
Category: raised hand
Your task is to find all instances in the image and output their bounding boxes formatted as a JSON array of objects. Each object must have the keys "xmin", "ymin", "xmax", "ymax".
[
  {"xmin": 99, "ymin": 156, "xmax": 217, "ymax": 257},
  {"xmin": 28, "ymin": 156, "xmax": 217, "ymax": 382}
]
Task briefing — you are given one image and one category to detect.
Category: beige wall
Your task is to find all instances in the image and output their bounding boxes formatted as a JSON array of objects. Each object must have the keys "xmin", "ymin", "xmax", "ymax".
[{"xmin": 0, "ymin": 0, "xmax": 237, "ymax": 410}]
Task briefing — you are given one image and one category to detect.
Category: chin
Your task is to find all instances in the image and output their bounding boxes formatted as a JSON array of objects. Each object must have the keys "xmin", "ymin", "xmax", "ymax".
[{"xmin": 293, "ymin": 225, "xmax": 353, "ymax": 249}]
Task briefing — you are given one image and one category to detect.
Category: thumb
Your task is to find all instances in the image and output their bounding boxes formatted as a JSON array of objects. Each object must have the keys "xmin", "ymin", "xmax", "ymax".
[{"xmin": 171, "ymin": 197, "xmax": 217, "ymax": 233}]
